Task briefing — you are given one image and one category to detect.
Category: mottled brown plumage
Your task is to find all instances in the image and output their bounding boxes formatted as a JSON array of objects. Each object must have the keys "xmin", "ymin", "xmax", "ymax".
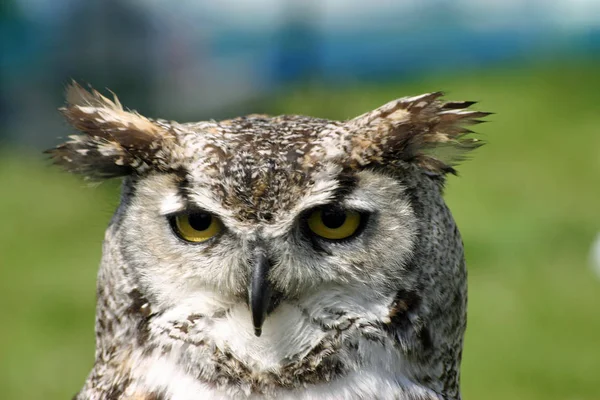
[{"xmin": 47, "ymin": 83, "xmax": 489, "ymax": 400}]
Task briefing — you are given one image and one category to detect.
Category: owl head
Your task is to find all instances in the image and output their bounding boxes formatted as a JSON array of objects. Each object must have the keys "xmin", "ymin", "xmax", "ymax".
[{"xmin": 49, "ymin": 83, "xmax": 488, "ymax": 397}]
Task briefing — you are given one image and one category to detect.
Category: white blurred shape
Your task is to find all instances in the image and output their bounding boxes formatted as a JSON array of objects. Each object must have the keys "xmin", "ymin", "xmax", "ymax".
[{"xmin": 591, "ymin": 232, "xmax": 600, "ymax": 280}]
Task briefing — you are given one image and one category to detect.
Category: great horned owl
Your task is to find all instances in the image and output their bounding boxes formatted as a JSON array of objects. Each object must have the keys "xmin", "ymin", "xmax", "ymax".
[{"xmin": 47, "ymin": 83, "xmax": 489, "ymax": 400}]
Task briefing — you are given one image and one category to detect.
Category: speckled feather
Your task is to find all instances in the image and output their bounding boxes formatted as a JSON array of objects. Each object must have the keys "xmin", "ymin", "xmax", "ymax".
[
  {"xmin": 49, "ymin": 84, "xmax": 486, "ymax": 221},
  {"xmin": 47, "ymin": 83, "xmax": 489, "ymax": 400}
]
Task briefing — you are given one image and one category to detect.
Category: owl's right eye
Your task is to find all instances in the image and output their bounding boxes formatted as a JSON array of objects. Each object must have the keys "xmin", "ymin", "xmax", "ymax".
[{"xmin": 170, "ymin": 211, "xmax": 223, "ymax": 243}]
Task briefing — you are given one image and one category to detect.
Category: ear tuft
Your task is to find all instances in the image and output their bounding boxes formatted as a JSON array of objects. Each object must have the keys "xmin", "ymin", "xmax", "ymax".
[
  {"xmin": 319, "ymin": 92, "xmax": 491, "ymax": 174},
  {"xmin": 46, "ymin": 82, "xmax": 175, "ymax": 179}
]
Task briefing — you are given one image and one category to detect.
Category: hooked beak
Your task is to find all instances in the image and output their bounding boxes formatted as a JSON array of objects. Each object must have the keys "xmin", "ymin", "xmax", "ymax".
[{"xmin": 249, "ymin": 247, "xmax": 272, "ymax": 337}]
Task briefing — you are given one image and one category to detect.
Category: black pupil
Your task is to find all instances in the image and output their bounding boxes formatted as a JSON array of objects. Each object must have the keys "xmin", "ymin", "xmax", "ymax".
[
  {"xmin": 188, "ymin": 213, "xmax": 212, "ymax": 231},
  {"xmin": 321, "ymin": 208, "xmax": 347, "ymax": 229}
]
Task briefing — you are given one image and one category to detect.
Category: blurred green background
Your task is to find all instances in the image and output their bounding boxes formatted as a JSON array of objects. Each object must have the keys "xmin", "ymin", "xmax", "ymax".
[
  {"xmin": 2, "ymin": 61, "xmax": 599, "ymax": 400},
  {"xmin": 2, "ymin": 1, "xmax": 600, "ymax": 399}
]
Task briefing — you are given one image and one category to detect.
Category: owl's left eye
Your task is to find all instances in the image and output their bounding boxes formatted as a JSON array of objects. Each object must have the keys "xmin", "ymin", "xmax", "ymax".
[
  {"xmin": 170, "ymin": 211, "xmax": 223, "ymax": 243},
  {"xmin": 306, "ymin": 206, "xmax": 363, "ymax": 240}
]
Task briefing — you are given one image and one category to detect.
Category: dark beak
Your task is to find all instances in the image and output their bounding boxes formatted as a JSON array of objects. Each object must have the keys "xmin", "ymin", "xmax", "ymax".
[{"xmin": 249, "ymin": 247, "xmax": 272, "ymax": 337}]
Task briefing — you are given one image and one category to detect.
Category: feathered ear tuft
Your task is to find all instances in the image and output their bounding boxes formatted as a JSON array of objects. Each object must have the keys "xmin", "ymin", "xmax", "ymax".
[
  {"xmin": 46, "ymin": 82, "xmax": 176, "ymax": 179},
  {"xmin": 318, "ymin": 92, "xmax": 491, "ymax": 174}
]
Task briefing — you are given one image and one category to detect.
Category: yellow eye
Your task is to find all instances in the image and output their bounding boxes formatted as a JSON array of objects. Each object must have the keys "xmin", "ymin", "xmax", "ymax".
[
  {"xmin": 307, "ymin": 207, "xmax": 361, "ymax": 240},
  {"xmin": 173, "ymin": 212, "xmax": 222, "ymax": 243}
]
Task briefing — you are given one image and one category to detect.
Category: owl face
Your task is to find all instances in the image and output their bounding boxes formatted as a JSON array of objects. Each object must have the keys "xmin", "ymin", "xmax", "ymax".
[{"xmin": 117, "ymin": 165, "xmax": 417, "ymax": 334}]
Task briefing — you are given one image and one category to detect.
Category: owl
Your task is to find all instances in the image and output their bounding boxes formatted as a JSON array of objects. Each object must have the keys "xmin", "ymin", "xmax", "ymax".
[{"xmin": 47, "ymin": 83, "xmax": 489, "ymax": 400}]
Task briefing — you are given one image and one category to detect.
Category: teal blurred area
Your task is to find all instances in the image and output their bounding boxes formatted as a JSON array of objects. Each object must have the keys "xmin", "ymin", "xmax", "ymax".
[{"xmin": 1, "ymin": 1, "xmax": 600, "ymax": 399}]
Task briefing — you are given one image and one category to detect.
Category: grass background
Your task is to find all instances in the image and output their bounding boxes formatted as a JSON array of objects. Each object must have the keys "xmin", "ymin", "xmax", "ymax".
[{"xmin": 1, "ymin": 61, "xmax": 599, "ymax": 399}]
